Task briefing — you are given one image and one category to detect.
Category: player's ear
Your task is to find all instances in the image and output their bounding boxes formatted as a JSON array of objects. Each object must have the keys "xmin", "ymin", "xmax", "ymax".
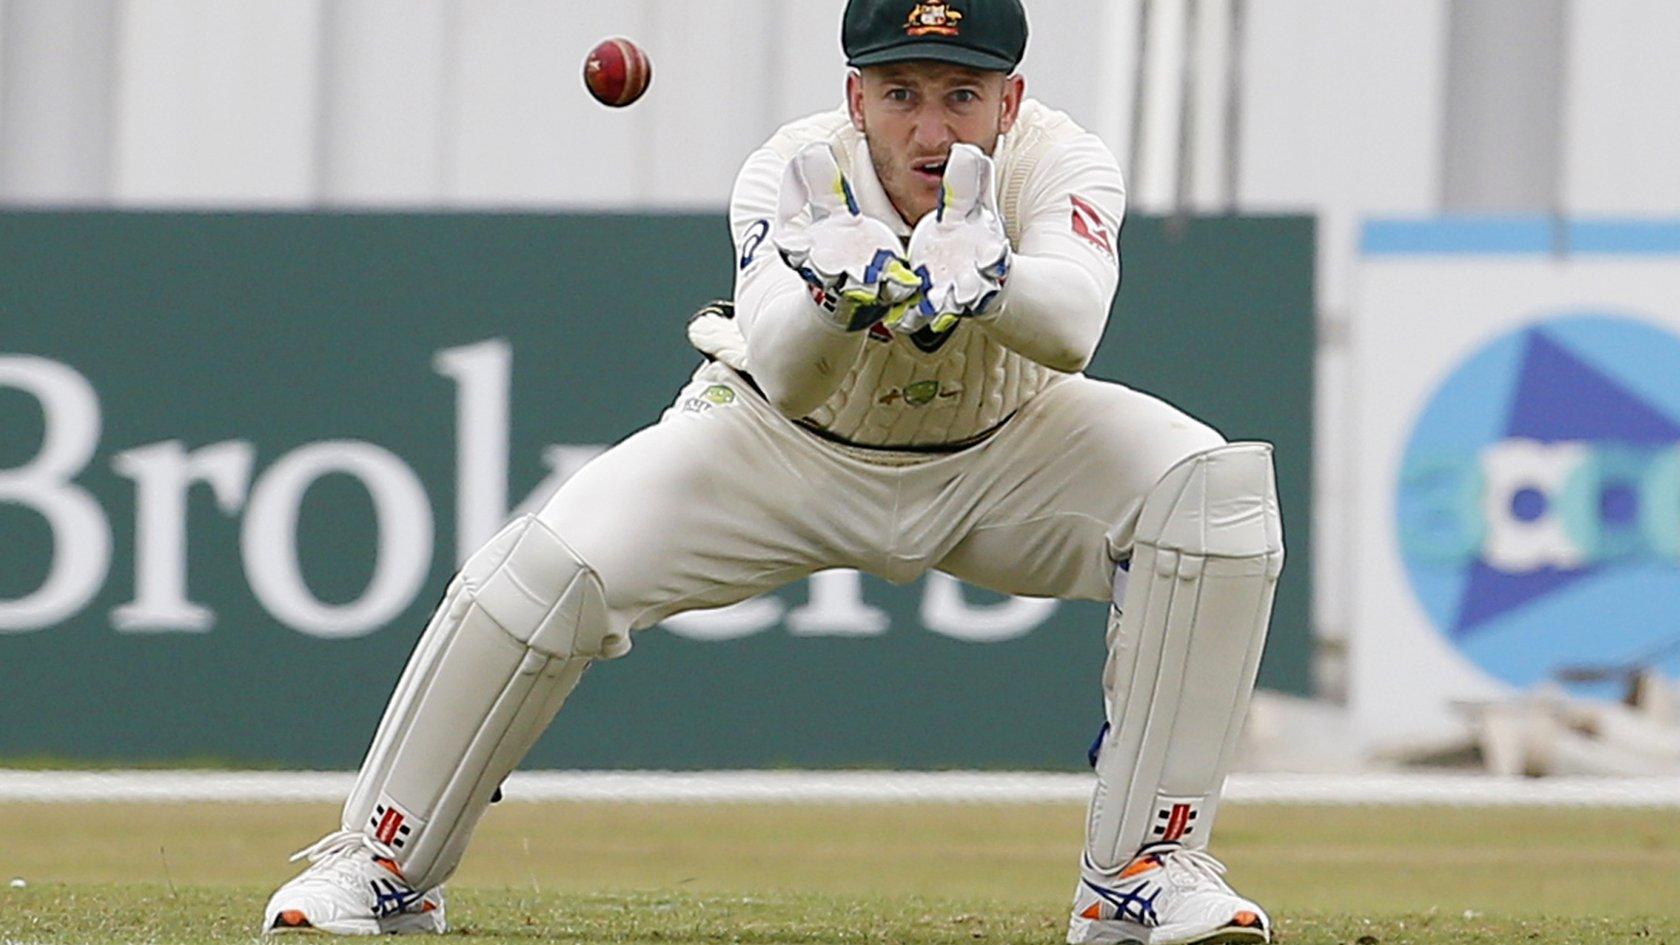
[
  {"xmin": 997, "ymin": 73, "xmax": 1025, "ymax": 135},
  {"xmin": 846, "ymin": 69, "xmax": 867, "ymax": 132}
]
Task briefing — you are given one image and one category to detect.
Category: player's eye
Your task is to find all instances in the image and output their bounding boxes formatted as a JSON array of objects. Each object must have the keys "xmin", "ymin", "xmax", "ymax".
[
  {"xmin": 949, "ymin": 89, "xmax": 980, "ymax": 105},
  {"xmin": 886, "ymin": 88, "xmax": 914, "ymax": 103}
]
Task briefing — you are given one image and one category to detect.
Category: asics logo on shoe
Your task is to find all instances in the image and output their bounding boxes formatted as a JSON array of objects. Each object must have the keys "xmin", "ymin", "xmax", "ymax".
[
  {"xmin": 1079, "ymin": 878, "xmax": 1162, "ymax": 927},
  {"xmin": 370, "ymin": 877, "xmax": 424, "ymax": 919}
]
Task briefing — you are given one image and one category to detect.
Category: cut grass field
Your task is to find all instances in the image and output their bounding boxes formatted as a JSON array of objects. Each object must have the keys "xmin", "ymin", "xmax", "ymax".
[{"xmin": 2, "ymin": 801, "xmax": 1677, "ymax": 944}]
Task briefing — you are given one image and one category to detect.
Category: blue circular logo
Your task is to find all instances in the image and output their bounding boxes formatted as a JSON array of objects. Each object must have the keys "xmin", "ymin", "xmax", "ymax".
[{"xmin": 1397, "ymin": 314, "xmax": 1680, "ymax": 694}]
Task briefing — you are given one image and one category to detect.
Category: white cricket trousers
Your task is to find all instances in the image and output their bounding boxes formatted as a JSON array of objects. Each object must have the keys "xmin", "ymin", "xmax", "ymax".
[{"xmin": 538, "ymin": 361, "xmax": 1225, "ymax": 642}]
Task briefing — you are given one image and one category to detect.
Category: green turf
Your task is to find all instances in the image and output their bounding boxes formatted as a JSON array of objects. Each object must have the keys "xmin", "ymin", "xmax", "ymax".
[{"xmin": 2, "ymin": 802, "xmax": 1677, "ymax": 943}]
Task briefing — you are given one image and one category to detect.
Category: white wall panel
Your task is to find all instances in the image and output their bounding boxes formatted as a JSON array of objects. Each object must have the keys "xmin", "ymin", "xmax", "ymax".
[
  {"xmin": 1242, "ymin": 0, "xmax": 1444, "ymax": 216},
  {"xmin": 1015, "ymin": 0, "xmax": 1112, "ymax": 147},
  {"xmin": 1188, "ymin": 0, "xmax": 1236, "ymax": 211},
  {"xmin": 1083, "ymin": 2, "xmax": 1142, "ymax": 173},
  {"xmin": 317, "ymin": 0, "xmax": 452, "ymax": 204},
  {"xmin": 0, "ymin": 0, "xmax": 117, "ymax": 203},
  {"xmin": 3, "ymin": 0, "xmax": 1475, "ymax": 220},
  {"xmin": 1440, "ymin": 0, "xmax": 1568, "ymax": 213},
  {"xmin": 1565, "ymin": 0, "xmax": 1680, "ymax": 215},
  {"xmin": 766, "ymin": 0, "xmax": 851, "ymax": 127},
  {"xmin": 448, "ymin": 0, "xmax": 655, "ymax": 206},
  {"xmin": 636, "ymin": 1, "xmax": 783, "ymax": 207},
  {"xmin": 1133, "ymin": 0, "xmax": 1186, "ymax": 209},
  {"xmin": 0, "ymin": 0, "xmax": 9, "ymax": 162},
  {"xmin": 1242, "ymin": 0, "xmax": 1446, "ymax": 309},
  {"xmin": 112, "ymin": 0, "xmax": 321, "ymax": 206}
]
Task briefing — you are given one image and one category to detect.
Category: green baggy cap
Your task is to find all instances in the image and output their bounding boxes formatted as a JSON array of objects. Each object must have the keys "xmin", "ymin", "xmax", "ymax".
[{"xmin": 843, "ymin": 0, "xmax": 1028, "ymax": 73}]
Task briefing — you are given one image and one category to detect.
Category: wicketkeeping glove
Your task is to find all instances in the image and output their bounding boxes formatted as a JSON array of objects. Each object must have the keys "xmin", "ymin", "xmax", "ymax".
[
  {"xmin": 902, "ymin": 143, "xmax": 1013, "ymax": 334},
  {"xmin": 775, "ymin": 143, "xmax": 923, "ymax": 332}
]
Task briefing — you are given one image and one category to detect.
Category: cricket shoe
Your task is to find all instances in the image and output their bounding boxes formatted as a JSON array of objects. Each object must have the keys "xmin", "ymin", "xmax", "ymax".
[
  {"xmin": 262, "ymin": 830, "xmax": 444, "ymax": 935},
  {"xmin": 1066, "ymin": 843, "xmax": 1268, "ymax": 945}
]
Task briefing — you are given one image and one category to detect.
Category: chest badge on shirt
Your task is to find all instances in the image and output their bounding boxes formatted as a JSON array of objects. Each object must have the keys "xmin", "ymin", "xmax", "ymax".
[
  {"xmin": 1070, "ymin": 194, "xmax": 1116, "ymax": 261},
  {"xmin": 682, "ymin": 384, "xmax": 738, "ymax": 415},
  {"xmin": 906, "ymin": 2, "xmax": 962, "ymax": 36},
  {"xmin": 879, "ymin": 380, "xmax": 962, "ymax": 407}
]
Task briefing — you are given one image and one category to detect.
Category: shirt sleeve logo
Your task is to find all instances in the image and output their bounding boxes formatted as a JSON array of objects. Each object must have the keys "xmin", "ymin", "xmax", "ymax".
[
  {"xmin": 739, "ymin": 218, "xmax": 771, "ymax": 270},
  {"xmin": 1070, "ymin": 194, "xmax": 1116, "ymax": 261}
]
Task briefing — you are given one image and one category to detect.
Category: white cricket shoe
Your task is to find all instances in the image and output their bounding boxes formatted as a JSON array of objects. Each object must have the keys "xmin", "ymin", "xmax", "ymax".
[
  {"xmin": 1066, "ymin": 843, "xmax": 1269, "ymax": 945},
  {"xmin": 262, "ymin": 830, "xmax": 445, "ymax": 935}
]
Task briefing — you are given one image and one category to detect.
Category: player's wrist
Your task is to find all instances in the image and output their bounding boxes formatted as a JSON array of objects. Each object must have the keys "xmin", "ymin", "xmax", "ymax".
[
  {"xmin": 966, "ymin": 278, "xmax": 1011, "ymax": 324},
  {"xmin": 803, "ymin": 282, "xmax": 882, "ymax": 333}
]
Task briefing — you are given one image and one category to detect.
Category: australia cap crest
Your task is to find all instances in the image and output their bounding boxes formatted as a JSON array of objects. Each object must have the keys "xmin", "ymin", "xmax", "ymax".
[{"xmin": 843, "ymin": 0, "xmax": 1028, "ymax": 72}]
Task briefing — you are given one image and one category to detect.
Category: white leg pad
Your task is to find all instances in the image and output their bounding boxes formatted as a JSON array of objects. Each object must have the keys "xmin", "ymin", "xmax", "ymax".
[
  {"xmin": 1085, "ymin": 442, "xmax": 1284, "ymax": 871},
  {"xmin": 341, "ymin": 514, "xmax": 622, "ymax": 890}
]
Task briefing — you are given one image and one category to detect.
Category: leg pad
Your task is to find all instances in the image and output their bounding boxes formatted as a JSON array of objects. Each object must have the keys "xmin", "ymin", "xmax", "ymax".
[
  {"xmin": 342, "ymin": 515, "xmax": 621, "ymax": 889},
  {"xmin": 1086, "ymin": 443, "xmax": 1284, "ymax": 870}
]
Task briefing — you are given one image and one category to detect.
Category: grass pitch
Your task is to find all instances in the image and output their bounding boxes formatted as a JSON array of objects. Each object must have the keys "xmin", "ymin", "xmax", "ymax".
[{"xmin": 1, "ymin": 801, "xmax": 1677, "ymax": 943}]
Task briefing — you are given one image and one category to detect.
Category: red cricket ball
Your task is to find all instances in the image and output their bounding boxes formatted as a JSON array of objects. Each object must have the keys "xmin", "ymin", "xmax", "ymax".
[{"xmin": 584, "ymin": 37, "xmax": 652, "ymax": 108}]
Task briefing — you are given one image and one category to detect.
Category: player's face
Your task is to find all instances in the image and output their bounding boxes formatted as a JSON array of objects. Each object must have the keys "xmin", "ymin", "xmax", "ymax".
[{"xmin": 848, "ymin": 62, "xmax": 1024, "ymax": 225}]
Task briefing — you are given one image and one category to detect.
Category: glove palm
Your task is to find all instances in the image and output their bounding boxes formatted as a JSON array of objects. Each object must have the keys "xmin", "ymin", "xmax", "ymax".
[
  {"xmin": 774, "ymin": 143, "xmax": 922, "ymax": 332},
  {"xmin": 902, "ymin": 143, "xmax": 1012, "ymax": 334}
]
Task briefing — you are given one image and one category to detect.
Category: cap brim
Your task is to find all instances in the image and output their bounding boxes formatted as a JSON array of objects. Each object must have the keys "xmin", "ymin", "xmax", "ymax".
[{"xmin": 847, "ymin": 41, "xmax": 1016, "ymax": 72}]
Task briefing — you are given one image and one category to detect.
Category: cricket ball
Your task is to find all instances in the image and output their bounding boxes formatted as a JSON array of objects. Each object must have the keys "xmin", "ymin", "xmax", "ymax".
[{"xmin": 584, "ymin": 37, "xmax": 652, "ymax": 108}]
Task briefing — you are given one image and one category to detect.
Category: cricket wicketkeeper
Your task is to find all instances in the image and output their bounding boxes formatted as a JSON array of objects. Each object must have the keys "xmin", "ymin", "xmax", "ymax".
[{"xmin": 264, "ymin": 2, "xmax": 1284, "ymax": 942}]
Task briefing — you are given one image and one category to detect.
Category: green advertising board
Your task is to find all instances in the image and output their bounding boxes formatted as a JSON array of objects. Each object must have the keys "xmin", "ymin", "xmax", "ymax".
[{"xmin": 0, "ymin": 212, "xmax": 1313, "ymax": 769}]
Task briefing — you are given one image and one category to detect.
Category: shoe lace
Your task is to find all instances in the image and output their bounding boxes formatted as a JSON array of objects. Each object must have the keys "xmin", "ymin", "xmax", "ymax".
[
  {"xmin": 289, "ymin": 829, "xmax": 399, "ymax": 868},
  {"xmin": 1156, "ymin": 847, "xmax": 1230, "ymax": 890}
]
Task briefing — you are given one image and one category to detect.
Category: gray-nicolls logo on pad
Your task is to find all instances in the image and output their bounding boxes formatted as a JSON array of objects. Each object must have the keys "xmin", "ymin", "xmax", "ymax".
[
  {"xmin": 370, "ymin": 797, "xmax": 422, "ymax": 849},
  {"xmin": 1152, "ymin": 797, "xmax": 1201, "ymax": 842}
]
